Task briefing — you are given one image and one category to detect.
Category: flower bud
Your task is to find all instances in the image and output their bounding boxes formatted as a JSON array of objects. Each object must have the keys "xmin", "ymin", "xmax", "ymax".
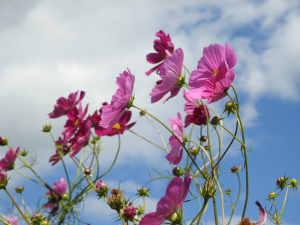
[
  {"xmin": 224, "ymin": 189, "xmax": 231, "ymax": 195},
  {"xmin": 62, "ymin": 193, "xmax": 69, "ymax": 201},
  {"xmin": 200, "ymin": 135, "xmax": 208, "ymax": 142},
  {"xmin": 231, "ymin": 165, "xmax": 240, "ymax": 173},
  {"xmin": 289, "ymin": 179, "xmax": 298, "ymax": 189},
  {"xmin": 42, "ymin": 124, "xmax": 52, "ymax": 133},
  {"xmin": 210, "ymin": 116, "xmax": 220, "ymax": 126},
  {"xmin": 95, "ymin": 180, "xmax": 109, "ymax": 198},
  {"xmin": 276, "ymin": 177, "xmax": 283, "ymax": 186},
  {"xmin": 15, "ymin": 186, "xmax": 24, "ymax": 193},
  {"xmin": 201, "ymin": 181, "xmax": 215, "ymax": 199},
  {"xmin": 268, "ymin": 192, "xmax": 277, "ymax": 199},
  {"xmin": 172, "ymin": 167, "xmax": 184, "ymax": 177},
  {"xmin": 84, "ymin": 168, "xmax": 92, "ymax": 175},
  {"xmin": 276, "ymin": 176, "xmax": 288, "ymax": 191},
  {"xmin": 140, "ymin": 110, "xmax": 146, "ymax": 116},
  {"xmin": 223, "ymin": 101, "xmax": 236, "ymax": 116},
  {"xmin": 204, "ymin": 145, "xmax": 210, "ymax": 151},
  {"xmin": 41, "ymin": 221, "xmax": 50, "ymax": 225},
  {"xmin": 0, "ymin": 137, "xmax": 8, "ymax": 146},
  {"xmin": 20, "ymin": 150, "xmax": 28, "ymax": 156},
  {"xmin": 31, "ymin": 213, "xmax": 46, "ymax": 225},
  {"xmin": 0, "ymin": 170, "xmax": 8, "ymax": 189},
  {"xmin": 136, "ymin": 206, "xmax": 145, "ymax": 215},
  {"xmin": 136, "ymin": 187, "xmax": 150, "ymax": 197},
  {"xmin": 189, "ymin": 146, "xmax": 199, "ymax": 156},
  {"xmin": 124, "ymin": 205, "xmax": 137, "ymax": 220}
]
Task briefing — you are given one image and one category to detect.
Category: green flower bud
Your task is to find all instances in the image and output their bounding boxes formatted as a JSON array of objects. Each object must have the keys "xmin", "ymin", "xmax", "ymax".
[
  {"xmin": 42, "ymin": 124, "xmax": 52, "ymax": 133},
  {"xmin": 224, "ymin": 189, "xmax": 231, "ymax": 195},
  {"xmin": 136, "ymin": 188, "xmax": 150, "ymax": 198},
  {"xmin": 289, "ymin": 179, "xmax": 298, "ymax": 190},
  {"xmin": 0, "ymin": 137, "xmax": 8, "ymax": 146},
  {"xmin": 190, "ymin": 146, "xmax": 199, "ymax": 156},
  {"xmin": 20, "ymin": 150, "xmax": 28, "ymax": 157},
  {"xmin": 15, "ymin": 186, "xmax": 24, "ymax": 193},
  {"xmin": 231, "ymin": 165, "xmax": 240, "ymax": 173},
  {"xmin": 172, "ymin": 166, "xmax": 184, "ymax": 177}
]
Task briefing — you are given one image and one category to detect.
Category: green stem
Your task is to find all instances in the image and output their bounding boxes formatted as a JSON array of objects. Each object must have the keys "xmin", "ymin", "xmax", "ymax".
[
  {"xmin": 14, "ymin": 169, "xmax": 44, "ymax": 187},
  {"xmin": 273, "ymin": 199, "xmax": 279, "ymax": 225},
  {"xmin": 228, "ymin": 172, "xmax": 241, "ymax": 225},
  {"xmin": 0, "ymin": 217, "xmax": 10, "ymax": 225},
  {"xmin": 128, "ymin": 130, "xmax": 167, "ymax": 152},
  {"xmin": 74, "ymin": 205, "xmax": 81, "ymax": 224},
  {"xmin": 5, "ymin": 189, "xmax": 31, "ymax": 225},
  {"xmin": 119, "ymin": 214, "xmax": 126, "ymax": 225},
  {"xmin": 214, "ymin": 177, "xmax": 225, "ymax": 225},
  {"xmin": 183, "ymin": 64, "xmax": 191, "ymax": 76},
  {"xmin": 219, "ymin": 124, "xmax": 243, "ymax": 145},
  {"xmin": 132, "ymin": 105, "xmax": 206, "ymax": 179},
  {"xmin": 189, "ymin": 198, "xmax": 208, "ymax": 225},
  {"xmin": 61, "ymin": 157, "xmax": 72, "ymax": 201},
  {"xmin": 20, "ymin": 193, "xmax": 28, "ymax": 213},
  {"xmin": 143, "ymin": 196, "xmax": 147, "ymax": 214},
  {"xmin": 279, "ymin": 187, "xmax": 289, "ymax": 221},
  {"xmin": 145, "ymin": 115, "xmax": 168, "ymax": 151},
  {"xmin": 186, "ymin": 124, "xmax": 195, "ymax": 168}
]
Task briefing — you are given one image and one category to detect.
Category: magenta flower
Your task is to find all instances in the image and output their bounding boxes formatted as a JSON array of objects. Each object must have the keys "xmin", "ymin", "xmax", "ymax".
[
  {"xmin": 165, "ymin": 113, "xmax": 184, "ymax": 165},
  {"xmin": 6, "ymin": 215, "xmax": 19, "ymax": 225},
  {"xmin": 53, "ymin": 177, "xmax": 68, "ymax": 196},
  {"xmin": 255, "ymin": 200, "xmax": 267, "ymax": 225},
  {"xmin": 95, "ymin": 111, "xmax": 135, "ymax": 137},
  {"xmin": 95, "ymin": 180, "xmax": 106, "ymax": 190},
  {"xmin": 189, "ymin": 43, "xmax": 237, "ymax": 103},
  {"xmin": 150, "ymin": 48, "xmax": 185, "ymax": 103},
  {"xmin": 49, "ymin": 91, "xmax": 85, "ymax": 118},
  {"xmin": 146, "ymin": 30, "xmax": 174, "ymax": 76},
  {"xmin": 45, "ymin": 178, "xmax": 68, "ymax": 211},
  {"xmin": 140, "ymin": 174, "xmax": 191, "ymax": 225},
  {"xmin": 100, "ymin": 69, "xmax": 135, "ymax": 129},
  {"xmin": 183, "ymin": 90, "xmax": 210, "ymax": 127},
  {"xmin": 49, "ymin": 135, "xmax": 71, "ymax": 166},
  {"xmin": 0, "ymin": 147, "xmax": 20, "ymax": 171},
  {"xmin": 62, "ymin": 101, "xmax": 89, "ymax": 139}
]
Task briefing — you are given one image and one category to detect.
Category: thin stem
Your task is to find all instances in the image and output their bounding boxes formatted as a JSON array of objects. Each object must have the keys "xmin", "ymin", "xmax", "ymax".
[
  {"xmin": 214, "ymin": 177, "xmax": 225, "ymax": 225},
  {"xmin": 14, "ymin": 169, "xmax": 44, "ymax": 187},
  {"xmin": 273, "ymin": 199, "xmax": 279, "ymax": 225},
  {"xmin": 219, "ymin": 124, "xmax": 243, "ymax": 145},
  {"xmin": 186, "ymin": 124, "xmax": 195, "ymax": 167},
  {"xmin": 143, "ymin": 196, "xmax": 147, "ymax": 214},
  {"xmin": 279, "ymin": 187, "xmax": 289, "ymax": 221},
  {"xmin": 187, "ymin": 141, "xmax": 210, "ymax": 161},
  {"xmin": 132, "ymin": 105, "xmax": 206, "ymax": 179},
  {"xmin": 5, "ymin": 189, "xmax": 31, "ymax": 225},
  {"xmin": 20, "ymin": 193, "xmax": 27, "ymax": 213},
  {"xmin": 119, "ymin": 214, "xmax": 126, "ymax": 225},
  {"xmin": 74, "ymin": 205, "xmax": 81, "ymax": 225},
  {"xmin": 61, "ymin": 157, "xmax": 72, "ymax": 200},
  {"xmin": 0, "ymin": 217, "xmax": 10, "ymax": 225},
  {"xmin": 228, "ymin": 172, "xmax": 241, "ymax": 225},
  {"xmin": 189, "ymin": 198, "xmax": 208, "ymax": 225},
  {"xmin": 183, "ymin": 64, "xmax": 191, "ymax": 76},
  {"xmin": 128, "ymin": 130, "xmax": 167, "ymax": 152},
  {"xmin": 145, "ymin": 115, "xmax": 168, "ymax": 151}
]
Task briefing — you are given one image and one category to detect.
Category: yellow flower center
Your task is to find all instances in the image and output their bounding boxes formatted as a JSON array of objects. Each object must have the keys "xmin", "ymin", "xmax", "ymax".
[
  {"xmin": 74, "ymin": 119, "xmax": 78, "ymax": 126},
  {"xmin": 215, "ymin": 88, "xmax": 218, "ymax": 92},
  {"xmin": 112, "ymin": 123, "xmax": 121, "ymax": 130},
  {"xmin": 212, "ymin": 70, "xmax": 218, "ymax": 76}
]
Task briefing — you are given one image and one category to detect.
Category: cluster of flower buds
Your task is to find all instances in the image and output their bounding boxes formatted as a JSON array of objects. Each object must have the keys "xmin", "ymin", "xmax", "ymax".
[{"xmin": 200, "ymin": 181, "xmax": 216, "ymax": 199}]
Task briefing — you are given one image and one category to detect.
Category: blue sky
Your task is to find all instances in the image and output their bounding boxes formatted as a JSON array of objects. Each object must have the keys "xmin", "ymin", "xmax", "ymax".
[{"xmin": 0, "ymin": 0, "xmax": 300, "ymax": 224}]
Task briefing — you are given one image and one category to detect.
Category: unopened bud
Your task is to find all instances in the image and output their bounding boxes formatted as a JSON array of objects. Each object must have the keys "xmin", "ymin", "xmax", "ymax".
[
  {"xmin": 200, "ymin": 135, "xmax": 208, "ymax": 142},
  {"xmin": 20, "ymin": 150, "xmax": 28, "ymax": 156},
  {"xmin": 31, "ymin": 214, "xmax": 41, "ymax": 221},
  {"xmin": 95, "ymin": 180, "xmax": 109, "ymax": 198},
  {"xmin": 42, "ymin": 124, "xmax": 52, "ymax": 133},
  {"xmin": 0, "ymin": 137, "xmax": 8, "ymax": 146},
  {"xmin": 210, "ymin": 116, "xmax": 220, "ymax": 125},
  {"xmin": 190, "ymin": 146, "xmax": 199, "ymax": 156},
  {"xmin": 15, "ymin": 186, "xmax": 24, "ymax": 193},
  {"xmin": 276, "ymin": 177, "xmax": 284, "ymax": 186},
  {"xmin": 224, "ymin": 189, "xmax": 231, "ymax": 195},
  {"xmin": 0, "ymin": 170, "xmax": 8, "ymax": 189},
  {"xmin": 136, "ymin": 206, "xmax": 145, "ymax": 215},
  {"xmin": 172, "ymin": 167, "xmax": 184, "ymax": 177},
  {"xmin": 84, "ymin": 168, "xmax": 92, "ymax": 175},
  {"xmin": 290, "ymin": 179, "xmax": 298, "ymax": 189},
  {"xmin": 231, "ymin": 165, "xmax": 240, "ymax": 173},
  {"xmin": 124, "ymin": 205, "xmax": 137, "ymax": 220},
  {"xmin": 268, "ymin": 192, "xmax": 276, "ymax": 199},
  {"xmin": 140, "ymin": 110, "xmax": 146, "ymax": 116},
  {"xmin": 137, "ymin": 187, "xmax": 150, "ymax": 197},
  {"xmin": 204, "ymin": 145, "xmax": 210, "ymax": 151}
]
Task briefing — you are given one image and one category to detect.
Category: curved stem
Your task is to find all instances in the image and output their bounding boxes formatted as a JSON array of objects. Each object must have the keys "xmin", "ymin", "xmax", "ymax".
[
  {"xmin": 219, "ymin": 124, "xmax": 243, "ymax": 145},
  {"xmin": 14, "ymin": 169, "xmax": 44, "ymax": 187},
  {"xmin": 228, "ymin": 172, "xmax": 241, "ymax": 225},
  {"xmin": 183, "ymin": 64, "xmax": 191, "ymax": 76},
  {"xmin": 190, "ymin": 198, "xmax": 209, "ymax": 225},
  {"xmin": 132, "ymin": 105, "xmax": 206, "ymax": 179},
  {"xmin": 214, "ymin": 177, "xmax": 225, "ymax": 225},
  {"xmin": 0, "ymin": 217, "xmax": 10, "ymax": 225},
  {"xmin": 73, "ymin": 205, "xmax": 81, "ymax": 225},
  {"xmin": 128, "ymin": 130, "xmax": 167, "ymax": 152},
  {"xmin": 61, "ymin": 157, "xmax": 72, "ymax": 201},
  {"xmin": 4, "ymin": 189, "xmax": 31, "ymax": 225},
  {"xmin": 145, "ymin": 115, "xmax": 168, "ymax": 151},
  {"xmin": 186, "ymin": 124, "xmax": 195, "ymax": 167},
  {"xmin": 187, "ymin": 141, "xmax": 210, "ymax": 161},
  {"xmin": 279, "ymin": 187, "xmax": 289, "ymax": 221}
]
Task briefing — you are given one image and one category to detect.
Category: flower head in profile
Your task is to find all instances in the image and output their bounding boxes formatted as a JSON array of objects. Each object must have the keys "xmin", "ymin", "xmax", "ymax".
[
  {"xmin": 49, "ymin": 91, "xmax": 85, "ymax": 118},
  {"xmin": 100, "ymin": 69, "xmax": 135, "ymax": 129},
  {"xmin": 150, "ymin": 48, "xmax": 185, "ymax": 103},
  {"xmin": 95, "ymin": 111, "xmax": 135, "ymax": 137},
  {"xmin": 45, "ymin": 178, "xmax": 68, "ymax": 212},
  {"xmin": 237, "ymin": 201, "xmax": 267, "ymax": 225},
  {"xmin": 139, "ymin": 174, "xmax": 191, "ymax": 225},
  {"xmin": 0, "ymin": 147, "xmax": 20, "ymax": 171},
  {"xmin": 6, "ymin": 215, "xmax": 19, "ymax": 225},
  {"xmin": 49, "ymin": 135, "xmax": 71, "ymax": 166},
  {"xmin": 183, "ymin": 90, "xmax": 210, "ymax": 127},
  {"xmin": 189, "ymin": 43, "xmax": 237, "ymax": 104},
  {"xmin": 146, "ymin": 30, "xmax": 174, "ymax": 76},
  {"xmin": 166, "ymin": 113, "xmax": 184, "ymax": 165}
]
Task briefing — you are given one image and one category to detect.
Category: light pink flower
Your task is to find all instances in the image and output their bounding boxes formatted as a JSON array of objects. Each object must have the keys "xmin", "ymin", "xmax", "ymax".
[
  {"xmin": 53, "ymin": 177, "xmax": 68, "ymax": 196},
  {"xmin": 146, "ymin": 30, "xmax": 174, "ymax": 76},
  {"xmin": 140, "ymin": 174, "xmax": 191, "ymax": 225},
  {"xmin": 100, "ymin": 69, "xmax": 135, "ymax": 129},
  {"xmin": 0, "ymin": 147, "xmax": 20, "ymax": 171},
  {"xmin": 183, "ymin": 90, "xmax": 210, "ymax": 127},
  {"xmin": 95, "ymin": 180, "xmax": 106, "ymax": 190},
  {"xmin": 6, "ymin": 215, "xmax": 19, "ymax": 225},
  {"xmin": 189, "ymin": 43, "xmax": 236, "ymax": 103},
  {"xmin": 166, "ymin": 113, "xmax": 184, "ymax": 165},
  {"xmin": 95, "ymin": 111, "xmax": 135, "ymax": 137},
  {"xmin": 62, "ymin": 101, "xmax": 89, "ymax": 139},
  {"xmin": 255, "ymin": 200, "xmax": 267, "ymax": 225},
  {"xmin": 49, "ymin": 91, "xmax": 85, "ymax": 118},
  {"xmin": 150, "ymin": 48, "xmax": 184, "ymax": 103}
]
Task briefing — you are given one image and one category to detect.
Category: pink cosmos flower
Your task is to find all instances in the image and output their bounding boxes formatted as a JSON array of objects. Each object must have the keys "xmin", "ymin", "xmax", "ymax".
[
  {"xmin": 100, "ymin": 69, "xmax": 135, "ymax": 129},
  {"xmin": 49, "ymin": 91, "xmax": 85, "ymax": 118},
  {"xmin": 139, "ymin": 174, "xmax": 191, "ymax": 225},
  {"xmin": 255, "ymin": 200, "xmax": 267, "ymax": 225},
  {"xmin": 189, "ymin": 43, "xmax": 237, "ymax": 103},
  {"xmin": 124, "ymin": 205, "xmax": 137, "ymax": 220},
  {"xmin": 6, "ymin": 215, "xmax": 19, "ymax": 225},
  {"xmin": 0, "ymin": 147, "xmax": 20, "ymax": 171},
  {"xmin": 95, "ymin": 111, "xmax": 135, "ymax": 137},
  {"xmin": 49, "ymin": 134, "xmax": 71, "ymax": 166},
  {"xmin": 150, "ymin": 48, "xmax": 185, "ymax": 103},
  {"xmin": 166, "ymin": 113, "xmax": 184, "ymax": 165},
  {"xmin": 62, "ymin": 101, "xmax": 89, "ymax": 139},
  {"xmin": 183, "ymin": 90, "xmax": 210, "ymax": 127},
  {"xmin": 146, "ymin": 30, "xmax": 174, "ymax": 76},
  {"xmin": 45, "ymin": 178, "xmax": 68, "ymax": 210},
  {"xmin": 53, "ymin": 177, "xmax": 68, "ymax": 196}
]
